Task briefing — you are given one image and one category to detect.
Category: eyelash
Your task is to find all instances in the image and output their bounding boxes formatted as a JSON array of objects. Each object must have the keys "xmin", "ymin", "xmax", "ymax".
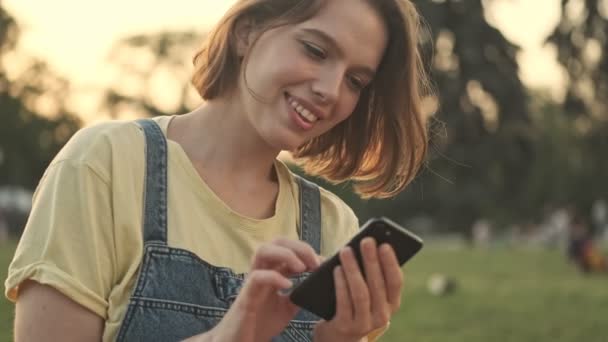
[
  {"xmin": 347, "ymin": 76, "xmax": 364, "ymax": 91},
  {"xmin": 300, "ymin": 40, "xmax": 366, "ymax": 92},
  {"xmin": 301, "ymin": 41, "xmax": 327, "ymax": 60}
]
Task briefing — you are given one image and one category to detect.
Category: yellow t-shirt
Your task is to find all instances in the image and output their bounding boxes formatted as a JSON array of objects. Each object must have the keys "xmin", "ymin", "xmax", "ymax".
[{"xmin": 5, "ymin": 116, "xmax": 363, "ymax": 341}]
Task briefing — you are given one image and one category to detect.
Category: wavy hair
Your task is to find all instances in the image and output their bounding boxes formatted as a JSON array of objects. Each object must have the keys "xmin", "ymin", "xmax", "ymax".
[{"xmin": 191, "ymin": 0, "xmax": 430, "ymax": 198}]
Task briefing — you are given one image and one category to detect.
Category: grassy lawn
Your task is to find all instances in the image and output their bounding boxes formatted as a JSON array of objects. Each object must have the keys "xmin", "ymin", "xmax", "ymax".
[
  {"xmin": 0, "ymin": 240, "xmax": 606, "ymax": 341},
  {"xmin": 0, "ymin": 240, "xmax": 16, "ymax": 342},
  {"xmin": 383, "ymin": 244, "xmax": 608, "ymax": 342}
]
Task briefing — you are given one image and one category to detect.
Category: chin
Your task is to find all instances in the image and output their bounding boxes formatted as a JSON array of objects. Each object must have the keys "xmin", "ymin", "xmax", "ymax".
[{"xmin": 266, "ymin": 133, "xmax": 306, "ymax": 152}]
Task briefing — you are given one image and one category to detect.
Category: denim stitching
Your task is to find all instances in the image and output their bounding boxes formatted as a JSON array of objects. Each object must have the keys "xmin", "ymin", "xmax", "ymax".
[{"xmin": 131, "ymin": 296, "xmax": 227, "ymax": 318}]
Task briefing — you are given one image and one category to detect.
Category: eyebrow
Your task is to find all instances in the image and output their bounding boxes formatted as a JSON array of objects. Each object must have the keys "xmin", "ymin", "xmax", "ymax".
[{"xmin": 301, "ymin": 28, "xmax": 377, "ymax": 79}]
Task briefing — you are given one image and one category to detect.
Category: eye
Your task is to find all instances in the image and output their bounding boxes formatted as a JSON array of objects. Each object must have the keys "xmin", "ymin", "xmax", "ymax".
[
  {"xmin": 301, "ymin": 41, "xmax": 327, "ymax": 60},
  {"xmin": 347, "ymin": 75, "xmax": 365, "ymax": 92}
]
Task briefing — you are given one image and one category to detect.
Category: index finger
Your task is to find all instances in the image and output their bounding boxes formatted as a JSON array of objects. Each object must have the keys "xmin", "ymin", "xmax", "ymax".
[{"xmin": 272, "ymin": 237, "xmax": 321, "ymax": 271}]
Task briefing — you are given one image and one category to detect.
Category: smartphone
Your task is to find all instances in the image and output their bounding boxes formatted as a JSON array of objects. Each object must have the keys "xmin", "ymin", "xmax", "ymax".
[{"xmin": 289, "ymin": 217, "xmax": 423, "ymax": 321}]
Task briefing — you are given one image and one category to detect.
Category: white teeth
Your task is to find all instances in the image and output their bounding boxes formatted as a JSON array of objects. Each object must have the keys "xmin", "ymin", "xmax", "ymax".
[{"xmin": 288, "ymin": 97, "xmax": 319, "ymax": 123}]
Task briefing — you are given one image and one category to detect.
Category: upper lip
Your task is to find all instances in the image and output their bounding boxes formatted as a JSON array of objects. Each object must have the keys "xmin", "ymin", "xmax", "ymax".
[{"xmin": 286, "ymin": 93, "xmax": 328, "ymax": 121}]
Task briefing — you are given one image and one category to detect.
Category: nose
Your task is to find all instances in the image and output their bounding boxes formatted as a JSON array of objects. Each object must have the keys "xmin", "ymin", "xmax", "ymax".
[{"xmin": 311, "ymin": 67, "xmax": 342, "ymax": 105}]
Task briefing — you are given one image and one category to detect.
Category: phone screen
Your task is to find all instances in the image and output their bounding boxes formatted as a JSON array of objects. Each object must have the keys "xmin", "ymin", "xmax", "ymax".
[{"xmin": 288, "ymin": 217, "xmax": 423, "ymax": 320}]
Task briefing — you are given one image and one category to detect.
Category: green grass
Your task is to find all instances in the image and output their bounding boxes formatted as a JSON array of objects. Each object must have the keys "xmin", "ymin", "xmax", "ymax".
[
  {"xmin": 383, "ymin": 244, "xmax": 608, "ymax": 342},
  {"xmin": 0, "ymin": 240, "xmax": 606, "ymax": 341},
  {"xmin": 1, "ymin": 240, "xmax": 16, "ymax": 342}
]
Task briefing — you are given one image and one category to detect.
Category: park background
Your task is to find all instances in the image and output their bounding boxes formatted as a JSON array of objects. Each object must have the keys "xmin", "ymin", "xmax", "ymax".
[{"xmin": 0, "ymin": 0, "xmax": 607, "ymax": 340}]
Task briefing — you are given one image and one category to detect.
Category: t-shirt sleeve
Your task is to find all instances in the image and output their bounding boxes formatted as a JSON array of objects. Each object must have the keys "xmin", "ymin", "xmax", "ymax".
[
  {"xmin": 319, "ymin": 191, "xmax": 360, "ymax": 257},
  {"xmin": 4, "ymin": 157, "xmax": 116, "ymax": 319}
]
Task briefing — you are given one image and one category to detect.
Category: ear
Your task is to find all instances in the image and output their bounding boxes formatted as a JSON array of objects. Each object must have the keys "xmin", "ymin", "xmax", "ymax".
[{"xmin": 234, "ymin": 18, "xmax": 257, "ymax": 57}]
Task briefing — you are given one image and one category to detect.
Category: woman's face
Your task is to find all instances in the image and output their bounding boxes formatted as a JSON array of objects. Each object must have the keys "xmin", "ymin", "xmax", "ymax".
[{"xmin": 237, "ymin": 0, "xmax": 388, "ymax": 151}]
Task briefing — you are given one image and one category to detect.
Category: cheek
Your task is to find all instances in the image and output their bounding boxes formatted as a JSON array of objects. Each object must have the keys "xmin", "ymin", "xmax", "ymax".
[
  {"xmin": 271, "ymin": 56, "xmax": 319, "ymax": 90},
  {"xmin": 246, "ymin": 43, "xmax": 314, "ymax": 93}
]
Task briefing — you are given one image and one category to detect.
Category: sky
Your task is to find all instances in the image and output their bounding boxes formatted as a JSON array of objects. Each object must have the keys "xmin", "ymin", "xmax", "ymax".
[{"xmin": 3, "ymin": 0, "xmax": 565, "ymax": 121}]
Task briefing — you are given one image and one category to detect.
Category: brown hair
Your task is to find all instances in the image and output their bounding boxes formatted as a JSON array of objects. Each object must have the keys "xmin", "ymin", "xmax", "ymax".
[{"xmin": 192, "ymin": 0, "xmax": 430, "ymax": 199}]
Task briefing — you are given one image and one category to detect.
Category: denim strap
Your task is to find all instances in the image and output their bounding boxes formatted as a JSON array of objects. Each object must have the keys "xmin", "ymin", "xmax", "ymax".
[
  {"xmin": 137, "ymin": 118, "xmax": 169, "ymax": 245},
  {"xmin": 296, "ymin": 176, "xmax": 322, "ymax": 254}
]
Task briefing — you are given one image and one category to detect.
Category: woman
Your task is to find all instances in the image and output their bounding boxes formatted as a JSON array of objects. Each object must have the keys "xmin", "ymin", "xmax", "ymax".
[{"xmin": 6, "ymin": 0, "xmax": 429, "ymax": 340}]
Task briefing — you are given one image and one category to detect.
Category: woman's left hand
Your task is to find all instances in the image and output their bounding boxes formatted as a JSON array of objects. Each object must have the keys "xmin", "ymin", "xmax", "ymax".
[{"xmin": 313, "ymin": 237, "xmax": 403, "ymax": 342}]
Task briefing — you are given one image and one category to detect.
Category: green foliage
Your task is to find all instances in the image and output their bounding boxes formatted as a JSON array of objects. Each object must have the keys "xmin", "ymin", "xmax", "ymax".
[
  {"xmin": 547, "ymin": 0, "xmax": 608, "ymax": 119},
  {"xmin": 543, "ymin": 0, "xmax": 608, "ymax": 215},
  {"xmin": 0, "ymin": 87, "xmax": 81, "ymax": 188},
  {"xmin": 101, "ymin": 30, "xmax": 202, "ymax": 118},
  {"xmin": 0, "ymin": 240, "xmax": 17, "ymax": 340},
  {"xmin": 0, "ymin": 7, "xmax": 81, "ymax": 189},
  {"xmin": 409, "ymin": 0, "xmax": 533, "ymax": 230}
]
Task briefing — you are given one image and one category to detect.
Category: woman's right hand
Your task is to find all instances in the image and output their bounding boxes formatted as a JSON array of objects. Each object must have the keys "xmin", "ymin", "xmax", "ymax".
[{"xmin": 188, "ymin": 238, "xmax": 321, "ymax": 342}]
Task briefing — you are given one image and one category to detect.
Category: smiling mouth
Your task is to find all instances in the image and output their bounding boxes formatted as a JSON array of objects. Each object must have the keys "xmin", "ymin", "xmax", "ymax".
[{"xmin": 286, "ymin": 93, "xmax": 319, "ymax": 124}]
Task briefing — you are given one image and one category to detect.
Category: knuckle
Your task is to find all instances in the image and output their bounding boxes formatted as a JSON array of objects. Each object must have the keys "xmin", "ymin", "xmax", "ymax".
[
  {"xmin": 359, "ymin": 321, "xmax": 373, "ymax": 335},
  {"xmin": 248, "ymin": 270, "xmax": 262, "ymax": 282},
  {"xmin": 256, "ymin": 244, "xmax": 272, "ymax": 256},
  {"xmin": 336, "ymin": 324, "xmax": 351, "ymax": 336},
  {"xmin": 273, "ymin": 237, "xmax": 291, "ymax": 246},
  {"xmin": 375, "ymin": 309, "xmax": 391, "ymax": 326},
  {"xmin": 303, "ymin": 243, "xmax": 315, "ymax": 254},
  {"xmin": 353, "ymin": 289, "xmax": 370, "ymax": 304},
  {"xmin": 392, "ymin": 297, "xmax": 402, "ymax": 312}
]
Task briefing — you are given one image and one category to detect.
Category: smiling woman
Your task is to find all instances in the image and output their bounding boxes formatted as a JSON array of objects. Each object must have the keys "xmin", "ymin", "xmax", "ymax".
[{"xmin": 5, "ymin": 0, "xmax": 430, "ymax": 341}]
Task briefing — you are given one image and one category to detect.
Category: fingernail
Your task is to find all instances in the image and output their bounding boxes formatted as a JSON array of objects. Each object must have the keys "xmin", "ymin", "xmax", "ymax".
[
  {"xmin": 362, "ymin": 237, "xmax": 376, "ymax": 248},
  {"xmin": 380, "ymin": 243, "xmax": 393, "ymax": 254}
]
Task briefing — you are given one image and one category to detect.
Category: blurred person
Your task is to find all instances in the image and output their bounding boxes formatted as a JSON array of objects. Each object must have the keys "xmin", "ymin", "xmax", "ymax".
[
  {"xmin": 591, "ymin": 199, "xmax": 608, "ymax": 242},
  {"xmin": 538, "ymin": 205, "xmax": 570, "ymax": 250},
  {"xmin": 471, "ymin": 219, "xmax": 492, "ymax": 248},
  {"xmin": 4, "ymin": 0, "xmax": 430, "ymax": 341},
  {"xmin": 567, "ymin": 213, "xmax": 608, "ymax": 274}
]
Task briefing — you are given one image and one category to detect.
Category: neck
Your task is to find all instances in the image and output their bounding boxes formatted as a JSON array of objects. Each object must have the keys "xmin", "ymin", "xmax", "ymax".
[{"xmin": 169, "ymin": 98, "xmax": 280, "ymax": 183}]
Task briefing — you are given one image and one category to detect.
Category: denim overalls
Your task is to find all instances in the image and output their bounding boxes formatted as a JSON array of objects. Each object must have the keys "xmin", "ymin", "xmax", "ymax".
[{"xmin": 116, "ymin": 119, "xmax": 321, "ymax": 341}]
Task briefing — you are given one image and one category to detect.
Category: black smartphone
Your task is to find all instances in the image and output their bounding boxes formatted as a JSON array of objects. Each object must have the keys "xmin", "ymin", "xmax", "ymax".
[{"xmin": 289, "ymin": 217, "xmax": 423, "ymax": 321}]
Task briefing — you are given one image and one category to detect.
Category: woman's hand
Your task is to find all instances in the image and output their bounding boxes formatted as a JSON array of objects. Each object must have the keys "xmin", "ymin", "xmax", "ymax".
[
  {"xmin": 200, "ymin": 238, "xmax": 321, "ymax": 342},
  {"xmin": 313, "ymin": 237, "xmax": 403, "ymax": 342}
]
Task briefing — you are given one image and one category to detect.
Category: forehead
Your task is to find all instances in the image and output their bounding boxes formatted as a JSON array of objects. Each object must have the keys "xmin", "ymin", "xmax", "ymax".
[{"xmin": 296, "ymin": 0, "xmax": 388, "ymax": 68}]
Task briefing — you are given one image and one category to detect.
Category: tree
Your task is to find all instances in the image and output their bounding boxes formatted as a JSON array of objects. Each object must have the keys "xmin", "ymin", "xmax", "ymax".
[
  {"xmin": 548, "ymin": 0, "xmax": 608, "ymax": 119},
  {"xmin": 100, "ymin": 1, "xmax": 540, "ymax": 232},
  {"xmin": 546, "ymin": 0, "xmax": 608, "ymax": 213},
  {"xmin": 100, "ymin": 31, "xmax": 203, "ymax": 118},
  {"xmin": 387, "ymin": 0, "xmax": 533, "ymax": 231},
  {"xmin": 0, "ymin": 6, "xmax": 81, "ymax": 189}
]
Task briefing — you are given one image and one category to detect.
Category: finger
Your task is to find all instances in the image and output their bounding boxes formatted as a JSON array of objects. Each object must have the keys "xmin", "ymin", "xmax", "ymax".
[
  {"xmin": 379, "ymin": 244, "xmax": 404, "ymax": 312},
  {"xmin": 272, "ymin": 237, "xmax": 321, "ymax": 271},
  {"xmin": 339, "ymin": 247, "xmax": 371, "ymax": 327},
  {"xmin": 361, "ymin": 238, "xmax": 390, "ymax": 326},
  {"xmin": 252, "ymin": 244, "xmax": 307, "ymax": 274},
  {"xmin": 245, "ymin": 269, "xmax": 293, "ymax": 291},
  {"xmin": 333, "ymin": 265, "xmax": 353, "ymax": 322},
  {"xmin": 239, "ymin": 270, "xmax": 293, "ymax": 312}
]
